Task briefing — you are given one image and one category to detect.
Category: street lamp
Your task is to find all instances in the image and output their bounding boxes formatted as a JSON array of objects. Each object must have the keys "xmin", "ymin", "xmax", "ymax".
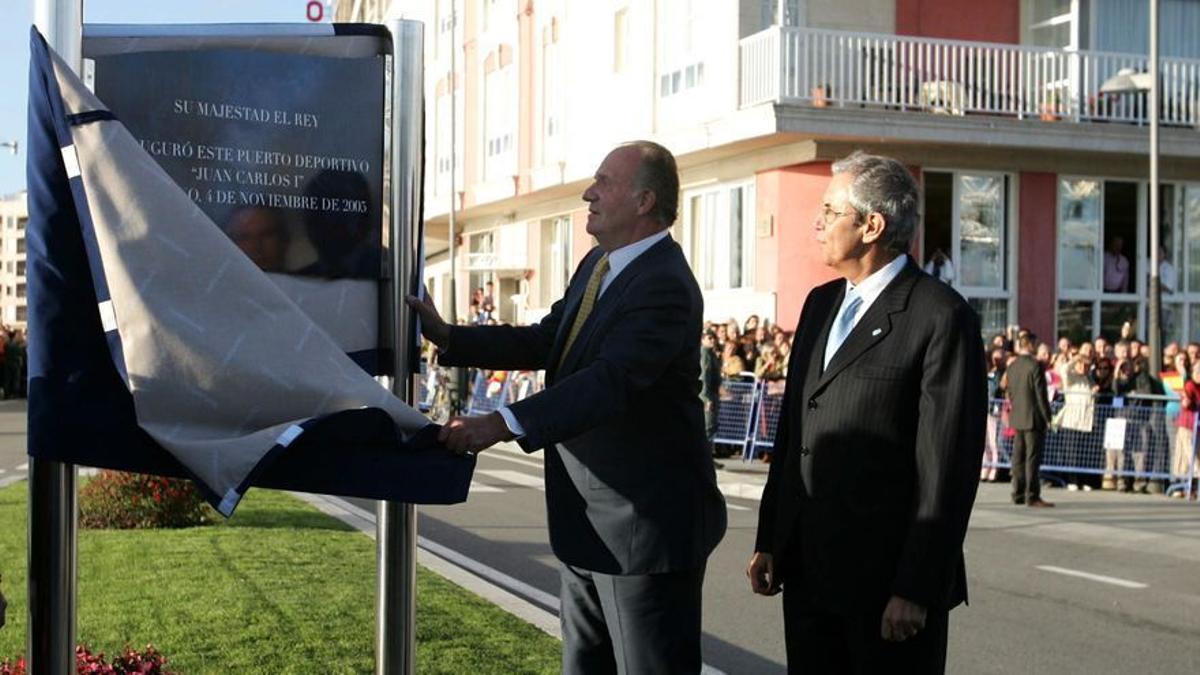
[
  {"xmin": 1099, "ymin": 1, "xmax": 1160, "ymax": 373},
  {"xmin": 0, "ymin": 141, "xmax": 17, "ymax": 156}
]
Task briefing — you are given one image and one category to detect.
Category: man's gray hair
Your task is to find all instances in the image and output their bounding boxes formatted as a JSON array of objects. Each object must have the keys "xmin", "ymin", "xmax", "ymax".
[{"xmin": 830, "ymin": 151, "xmax": 920, "ymax": 255}]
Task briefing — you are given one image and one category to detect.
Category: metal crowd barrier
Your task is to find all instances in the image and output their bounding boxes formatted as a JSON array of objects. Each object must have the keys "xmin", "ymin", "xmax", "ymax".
[
  {"xmin": 466, "ymin": 371, "xmax": 511, "ymax": 416},
  {"xmin": 443, "ymin": 371, "xmax": 787, "ymax": 460},
  {"xmin": 715, "ymin": 376, "xmax": 759, "ymax": 448},
  {"xmin": 749, "ymin": 380, "xmax": 786, "ymax": 459},
  {"xmin": 416, "ymin": 362, "xmax": 433, "ymax": 412},
  {"xmin": 418, "ymin": 369, "xmax": 1200, "ymax": 500},
  {"xmin": 984, "ymin": 394, "xmax": 1200, "ymax": 499}
]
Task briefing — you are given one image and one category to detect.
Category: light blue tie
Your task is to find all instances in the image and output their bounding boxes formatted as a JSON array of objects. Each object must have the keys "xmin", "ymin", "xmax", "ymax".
[{"xmin": 824, "ymin": 288, "xmax": 863, "ymax": 369}]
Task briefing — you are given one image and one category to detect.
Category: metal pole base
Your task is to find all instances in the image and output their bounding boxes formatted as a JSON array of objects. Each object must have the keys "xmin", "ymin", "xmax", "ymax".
[
  {"xmin": 376, "ymin": 501, "xmax": 417, "ymax": 675},
  {"xmin": 27, "ymin": 458, "xmax": 77, "ymax": 675}
]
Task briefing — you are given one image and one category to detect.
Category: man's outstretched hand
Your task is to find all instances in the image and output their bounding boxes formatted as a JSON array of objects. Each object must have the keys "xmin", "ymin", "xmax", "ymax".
[
  {"xmin": 439, "ymin": 412, "xmax": 515, "ymax": 455},
  {"xmin": 405, "ymin": 291, "xmax": 450, "ymax": 349}
]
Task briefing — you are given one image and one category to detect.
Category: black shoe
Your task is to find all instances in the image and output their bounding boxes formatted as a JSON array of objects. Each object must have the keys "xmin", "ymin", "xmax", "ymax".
[
  {"xmin": 1012, "ymin": 497, "xmax": 1026, "ymax": 505},
  {"xmin": 1027, "ymin": 498, "xmax": 1055, "ymax": 508}
]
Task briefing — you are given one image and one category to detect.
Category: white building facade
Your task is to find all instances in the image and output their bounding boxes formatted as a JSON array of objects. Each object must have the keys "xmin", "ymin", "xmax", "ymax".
[{"xmin": 337, "ymin": 0, "xmax": 1200, "ymax": 344}]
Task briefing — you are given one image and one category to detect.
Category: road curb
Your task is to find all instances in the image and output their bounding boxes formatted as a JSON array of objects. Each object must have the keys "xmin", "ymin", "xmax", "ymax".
[{"xmin": 290, "ymin": 491, "xmax": 562, "ymax": 639}]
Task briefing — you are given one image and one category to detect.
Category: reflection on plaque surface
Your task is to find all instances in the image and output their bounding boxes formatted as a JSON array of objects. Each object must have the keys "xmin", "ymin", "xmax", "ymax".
[{"xmin": 92, "ymin": 48, "xmax": 385, "ymax": 279}]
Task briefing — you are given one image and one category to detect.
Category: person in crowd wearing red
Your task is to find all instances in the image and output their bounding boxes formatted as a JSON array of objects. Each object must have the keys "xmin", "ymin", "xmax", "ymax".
[{"xmin": 1173, "ymin": 362, "xmax": 1200, "ymax": 498}]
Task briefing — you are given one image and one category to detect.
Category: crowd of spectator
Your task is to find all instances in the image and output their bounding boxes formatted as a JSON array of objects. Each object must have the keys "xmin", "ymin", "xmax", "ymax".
[
  {"xmin": 467, "ymin": 282, "xmax": 500, "ymax": 326},
  {"xmin": 433, "ymin": 292, "xmax": 1200, "ymax": 499},
  {"xmin": 987, "ymin": 321, "xmax": 1199, "ymax": 499},
  {"xmin": 699, "ymin": 314, "xmax": 794, "ymax": 382}
]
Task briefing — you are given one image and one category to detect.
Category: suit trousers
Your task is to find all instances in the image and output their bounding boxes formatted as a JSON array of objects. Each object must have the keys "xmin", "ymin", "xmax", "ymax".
[
  {"xmin": 782, "ymin": 589, "xmax": 949, "ymax": 674},
  {"xmin": 1011, "ymin": 429, "xmax": 1046, "ymax": 502},
  {"xmin": 559, "ymin": 562, "xmax": 705, "ymax": 675}
]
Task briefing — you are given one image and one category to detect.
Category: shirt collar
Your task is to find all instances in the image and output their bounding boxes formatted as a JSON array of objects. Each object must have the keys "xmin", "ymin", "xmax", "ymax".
[
  {"xmin": 606, "ymin": 229, "xmax": 670, "ymax": 278},
  {"xmin": 846, "ymin": 254, "xmax": 908, "ymax": 307}
]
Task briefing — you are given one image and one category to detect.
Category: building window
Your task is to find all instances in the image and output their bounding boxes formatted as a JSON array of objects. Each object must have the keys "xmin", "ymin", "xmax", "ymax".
[
  {"xmin": 483, "ymin": 0, "xmax": 513, "ymax": 33},
  {"xmin": 437, "ymin": 1, "xmax": 456, "ymax": 58},
  {"xmin": 658, "ymin": 0, "xmax": 705, "ymax": 98},
  {"xmin": 435, "ymin": 93, "xmax": 451, "ymax": 194},
  {"xmin": 923, "ymin": 171, "xmax": 1012, "ymax": 339},
  {"xmin": 540, "ymin": 34, "xmax": 562, "ymax": 165},
  {"xmin": 539, "ymin": 216, "xmax": 572, "ymax": 304},
  {"xmin": 683, "ymin": 180, "xmax": 755, "ymax": 291},
  {"xmin": 15, "ymin": 261, "xmax": 24, "ymax": 277},
  {"xmin": 1057, "ymin": 178, "xmax": 1148, "ymax": 344},
  {"xmin": 1022, "ymin": 0, "xmax": 1078, "ymax": 49},
  {"xmin": 1166, "ymin": 183, "xmax": 1200, "ymax": 346},
  {"xmin": 483, "ymin": 65, "xmax": 515, "ymax": 180},
  {"xmin": 614, "ymin": 8, "xmax": 629, "ymax": 74}
]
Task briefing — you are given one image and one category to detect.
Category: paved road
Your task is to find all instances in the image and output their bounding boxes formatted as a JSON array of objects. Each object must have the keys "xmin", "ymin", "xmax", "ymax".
[
  {"xmin": 352, "ymin": 443, "xmax": 1200, "ymax": 674},
  {"xmin": 0, "ymin": 400, "xmax": 28, "ymax": 487},
  {"xmin": 2, "ymin": 397, "xmax": 1196, "ymax": 673}
]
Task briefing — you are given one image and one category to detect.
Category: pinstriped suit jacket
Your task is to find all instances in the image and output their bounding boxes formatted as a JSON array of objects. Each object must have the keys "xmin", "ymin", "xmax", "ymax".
[{"xmin": 755, "ymin": 258, "xmax": 986, "ymax": 613}]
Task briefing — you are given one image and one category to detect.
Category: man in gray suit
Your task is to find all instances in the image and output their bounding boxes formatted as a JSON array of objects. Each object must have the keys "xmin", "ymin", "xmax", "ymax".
[
  {"xmin": 408, "ymin": 141, "xmax": 727, "ymax": 674},
  {"xmin": 1005, "ymin": 334, "xmax": 1054, "ymax": 507}
]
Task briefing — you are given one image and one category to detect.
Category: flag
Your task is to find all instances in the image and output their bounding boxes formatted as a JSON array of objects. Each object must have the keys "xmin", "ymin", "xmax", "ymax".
[{"xmin": 26, "ymin": 27, "xmax": 472, "ymax": 516}]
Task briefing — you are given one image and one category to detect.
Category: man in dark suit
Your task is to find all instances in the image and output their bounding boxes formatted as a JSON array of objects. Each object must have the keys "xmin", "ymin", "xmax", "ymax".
[
  {"xmin": 1005, "ymin": 334, "xmax": 1054, "ymax": 507},
  {"xmin": 407, "ymin": 141, "xmax": 726, "ymax": 674},
  {"xmin": 746, "ymin": 151, "xmax": 986, "ymax": 673}
]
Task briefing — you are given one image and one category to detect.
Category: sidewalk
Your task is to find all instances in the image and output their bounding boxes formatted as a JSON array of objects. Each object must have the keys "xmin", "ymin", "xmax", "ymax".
[{"xmin": 714, "ymin": 455, "xmax": 770, "ymax": 501}]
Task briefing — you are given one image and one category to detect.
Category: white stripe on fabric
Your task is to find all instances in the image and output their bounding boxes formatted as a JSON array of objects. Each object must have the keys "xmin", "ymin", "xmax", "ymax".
[
  {"xmin": 218, "ymin": 489, "xmax": 241, "ymax": 516},
  {"xmin": 61, "ymin": 145, "xmax": 81, "ymax": 178},
  {"xmin": 276, "ymin": 425, "xmax": 305, "ymax": 448},
  {"xmin": 97, "ymin": 300, "xmax": 117, "ymax": 332}
]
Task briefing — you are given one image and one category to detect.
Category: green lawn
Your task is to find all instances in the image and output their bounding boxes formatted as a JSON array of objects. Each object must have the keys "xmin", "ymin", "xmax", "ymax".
[{"xmin": 0, "ymin": 482, "xmax": 560, "ymax": 674}]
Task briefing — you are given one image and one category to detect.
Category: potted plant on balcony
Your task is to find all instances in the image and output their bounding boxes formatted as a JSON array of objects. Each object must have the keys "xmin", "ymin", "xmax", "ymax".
[
  {"xmin": 811, "ymin": 83, "xmax": 831, "ymax": 108},
  {"xmin": 1040, "ymin": 93, "xmax": 1060, "ymax": 121}
]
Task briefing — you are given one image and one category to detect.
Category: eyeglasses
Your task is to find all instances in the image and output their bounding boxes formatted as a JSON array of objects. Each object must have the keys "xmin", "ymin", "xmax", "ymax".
[{"xmin": 817, "ymin": 207, "xmax": 857, "ymax": 227}]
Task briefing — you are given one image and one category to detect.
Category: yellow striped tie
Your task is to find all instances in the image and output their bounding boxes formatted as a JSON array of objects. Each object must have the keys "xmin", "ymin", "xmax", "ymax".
[{"xmin": 558, "ymin": 254, "xmax": 610, "ymax": 368}]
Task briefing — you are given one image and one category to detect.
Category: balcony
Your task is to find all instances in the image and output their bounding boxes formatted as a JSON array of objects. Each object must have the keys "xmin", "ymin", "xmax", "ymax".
[{"xmin": 740, "ymin": 26, "xmax": 1200, "ymax": 128}]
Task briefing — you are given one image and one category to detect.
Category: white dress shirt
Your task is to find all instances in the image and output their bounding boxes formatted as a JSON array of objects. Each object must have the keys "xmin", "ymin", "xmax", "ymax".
[
  {"xmin": 498, "ymin": 229, "xmax": 672, "ymax": 437},
  {"xmin": 823, "ymin": 254, "xmax": 908, "ymax": 365}
]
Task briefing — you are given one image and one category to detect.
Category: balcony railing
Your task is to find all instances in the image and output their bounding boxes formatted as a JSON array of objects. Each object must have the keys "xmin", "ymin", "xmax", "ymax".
[{"xmin": 740, "ymin": 26, "xmax": 1200, "ymax": 128}]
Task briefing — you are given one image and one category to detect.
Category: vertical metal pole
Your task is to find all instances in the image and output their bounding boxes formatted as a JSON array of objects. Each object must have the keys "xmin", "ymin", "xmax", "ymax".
[
  {"xmin": 448, "ymin": 3, "xmax": 458, "ymax": 324},
  {"xmin": 378, "ymin": 19, "xmax": 423, "ymax": 675},
  {"xmin": 1148, "ymin": 0, "xmax": 1162, "ymax": 373},
  {"xmin": 448, "ymin": 3, "xmax": 462, "ymax": 412},
  {"xmin": 30, "ymin": 3, "xmax": 81, "ymax": 674}
]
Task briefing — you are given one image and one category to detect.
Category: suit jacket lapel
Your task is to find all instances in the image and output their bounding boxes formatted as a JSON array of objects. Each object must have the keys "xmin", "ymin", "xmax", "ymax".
[
  {"xmin": 812, "ymin": 260, "xmax": 919, "ymax": 393},
  {"xmin": 556, "ymin": 237, "xmax": 678, "ymax": 377},
  {"xmin": 804, "ymin": 284, "xmax": 842, "ymax": 397}
]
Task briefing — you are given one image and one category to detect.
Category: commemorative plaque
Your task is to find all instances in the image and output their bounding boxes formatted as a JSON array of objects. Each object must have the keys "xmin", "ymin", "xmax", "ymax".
[{"xmin": 92, "ymin": 48, "xmax": 385, "ymax": 279}]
